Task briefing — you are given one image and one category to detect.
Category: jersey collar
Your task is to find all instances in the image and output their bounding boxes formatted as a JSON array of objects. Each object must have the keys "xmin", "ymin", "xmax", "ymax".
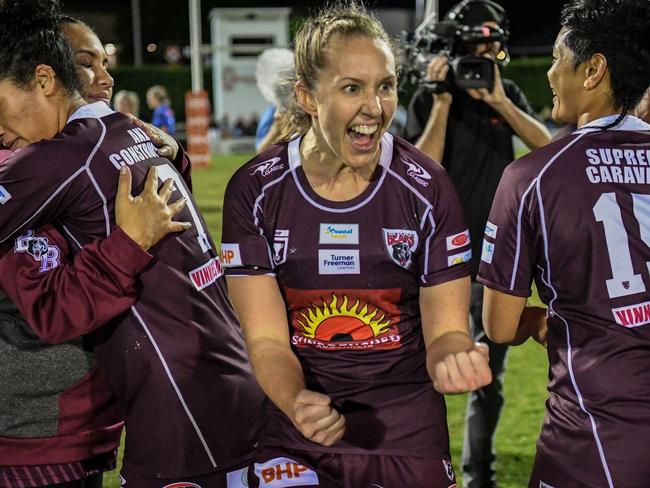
[
  {"xmin": 67, "ymin": 101, "xmax": 115, "ymax": 124},
  {"xmin": 574, "ymin": 114, "xmax": 650, "ymax": 134}
]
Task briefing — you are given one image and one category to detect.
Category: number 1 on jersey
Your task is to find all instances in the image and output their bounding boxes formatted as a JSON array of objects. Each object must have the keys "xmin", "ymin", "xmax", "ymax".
[
  {"xmin": 593, "ymin": 192, "xmax": 647, "ymax": 298},
  {"xmin": 157, "ymin": 163, "xmax": 212, "ymax": 253}
]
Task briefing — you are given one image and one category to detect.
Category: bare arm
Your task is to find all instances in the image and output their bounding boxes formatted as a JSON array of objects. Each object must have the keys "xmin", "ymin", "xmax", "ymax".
[
  {"xmin": 483, "ymin": 286, "xmax": 547, "ymax": 345},
  {"xmin": 420, "ymin": 276, "xmax": 492, "ymax": 394},
  {"xmin": 227, "ymin": 274, "xmax": 345, "ymax": 446},
  {"xmin": 414, "ymin": 57, "xmax": 453, "ymax": 163},
  {"xmin": 467, "ymin": 66, "xmax": 551, "ymax": 150}
]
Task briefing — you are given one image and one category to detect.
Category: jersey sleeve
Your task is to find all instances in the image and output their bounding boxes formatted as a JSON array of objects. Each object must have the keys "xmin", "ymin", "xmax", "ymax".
[
  {"xmin": 0, "ymin": 225, "xmax": 153, "ymax": 344},
  {"xmin": 419, "ymin": 165, "xmax": 472, "ymax": 286},
  {"xmin": 221, "ymin": 169, "xmax": 274, "ymax": 275},
  {"xmin": 477, "ymin": 161, "xmax": 537, "ymax": 297},
  {"xmin": 0, "ymin": 143, "xmax": 87, "ymax": 244}
]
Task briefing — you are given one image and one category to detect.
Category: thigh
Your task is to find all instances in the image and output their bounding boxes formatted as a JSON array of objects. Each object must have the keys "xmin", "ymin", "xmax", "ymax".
[
  {"xmin": 528, "ymin": 452, "xmax": 592, "ymax": 488},
  {"xmin": 120, "ymin": 462, "xmax": 250, "ymax": 488},
  {"xmin": 347, "ymin": 454, "xmax": 457, "ymax": 488}
]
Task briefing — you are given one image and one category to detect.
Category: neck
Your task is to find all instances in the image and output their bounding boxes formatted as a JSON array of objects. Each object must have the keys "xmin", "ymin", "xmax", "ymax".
[
  {"xmin": 62, "ymin": 94, "xmax": 87, "ymax": 127},
  {"xmin": 576, "ymin": 93, "xmax": 623, "ymax": 128}
]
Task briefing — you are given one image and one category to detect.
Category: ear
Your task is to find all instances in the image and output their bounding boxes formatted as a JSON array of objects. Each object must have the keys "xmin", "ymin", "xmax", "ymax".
[
  {"xmin": 295, "ymin": 80, "xmax": 318, "ymax": 117},
  {"xmin": 34, "ymin": 64, "xmax": 58, "ymax": 96},
  {"xmin": 583, "ymin": 53, "xmax": 608, "ymax": 91}
]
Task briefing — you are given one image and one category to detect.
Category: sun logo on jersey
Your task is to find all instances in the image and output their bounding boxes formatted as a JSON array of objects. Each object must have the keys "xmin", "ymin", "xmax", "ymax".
[{"xmin": 292, "ymin": 293, "xmax": 402, "ymax": 351}]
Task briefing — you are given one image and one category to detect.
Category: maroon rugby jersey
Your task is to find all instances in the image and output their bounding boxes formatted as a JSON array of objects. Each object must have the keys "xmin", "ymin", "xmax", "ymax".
[
  {"xmin": 478, "ymin": 115, "xmax": 650, "ymax": 487},
  {"xmin": 0, "ymin": 102, "xmax": 263, "ymax": 477},
  {"xmin": 221, "ymin": 133, "xmax": 471, "ymax": 457}
]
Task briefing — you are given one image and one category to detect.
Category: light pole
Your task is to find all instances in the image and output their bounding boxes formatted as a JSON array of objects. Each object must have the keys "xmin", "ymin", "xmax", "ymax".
[{"xmin": 131, "ymin": 0, "xmax": 142, "ymax": 66}]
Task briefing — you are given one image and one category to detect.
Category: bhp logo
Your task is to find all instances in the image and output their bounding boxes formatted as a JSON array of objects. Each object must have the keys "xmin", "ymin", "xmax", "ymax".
[{"xmin": 254, "ymin": 457, "xmax": 319, "ymax": 486}]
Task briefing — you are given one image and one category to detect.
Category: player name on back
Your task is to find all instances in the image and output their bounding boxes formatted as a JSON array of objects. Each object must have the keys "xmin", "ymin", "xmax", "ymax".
[{"xmin": 585, "ymin": 147, "xmax": 650, "ymax": 184}]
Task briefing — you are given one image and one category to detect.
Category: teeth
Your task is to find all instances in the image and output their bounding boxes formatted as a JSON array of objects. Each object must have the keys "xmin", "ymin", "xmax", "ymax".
[{"xmin": 350, "ymin": 124, "xmax": 378, "ymax": 135}]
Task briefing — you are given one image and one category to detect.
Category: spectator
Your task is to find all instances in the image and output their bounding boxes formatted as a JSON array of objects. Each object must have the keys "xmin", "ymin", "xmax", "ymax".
[
  {"xmin": 146, "ymin": 84, "xmax": 176, "ymax": 135},
  {"xmin": 254, "ymin": 47, "xmax": 295, "ymax": 152},
  {"xmin": 114, "ymin": 89, "xmax": 140, "ymax": 117},
  {"xmin": 404, "ymin": 1, "xmax": 551, "ymax": 487}
]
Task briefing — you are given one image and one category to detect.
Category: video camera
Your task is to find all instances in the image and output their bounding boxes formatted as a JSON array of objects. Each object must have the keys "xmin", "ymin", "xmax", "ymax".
[{"xmin": 401, "ymin": 0, "xmax": 509, "ymax": 93}]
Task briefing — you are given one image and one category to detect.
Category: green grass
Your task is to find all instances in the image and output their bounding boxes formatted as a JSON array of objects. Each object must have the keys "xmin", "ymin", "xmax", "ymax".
[{"xmin": 104, "ymin": 152, "xmax": 549, "ymax": 488}]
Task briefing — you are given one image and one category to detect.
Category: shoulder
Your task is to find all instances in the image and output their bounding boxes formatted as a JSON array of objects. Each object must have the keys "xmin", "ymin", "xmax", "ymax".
[
  {"xmin": 226, "ymin": 142, "xmax": 291, "ymax": 195},
  {"xmin": 501, "ymin": 135, "xmax": 582, "ymax": 190},
  {"xmin": 388, "ymin": 135, "xmax": 452, "ymax": 189}
]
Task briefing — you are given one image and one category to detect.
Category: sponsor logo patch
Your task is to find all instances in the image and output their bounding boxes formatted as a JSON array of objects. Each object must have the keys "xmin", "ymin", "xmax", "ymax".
[
  {"xmin": 273, "ymin": 230, "xmax": 290, "ymax": 265},
  {"xmin": 0, "ymin": 184, "xmax": 10, "ymax": 204},
  {"xmin": 383, "ymin": 228, "xmax": 418, "ymax": 268},
  {"xmin": 319, "ymin": 223, "xmax": 359, "ymax": 244},
  {"xmin": 288, "ymin": 288, "xmax": 403, "ymax": 351},
  {"xmin": 249, "ymin": 157, "xmax": 284, "ymax": 177},
  {"xmin": 253, "ymin": 457, "xmax": 319, "ymax": 487},
  {"xmin": 226, "ymin": 467, "xmax": 249, "ymax": 488},
  {"xmin": 481, "ymin": 240, "xmax": 495, "ymax": 264},
  {"xmin": 220, "ymin": 243, "xmax": 242, "ymax": 267},
  {"xmin": 485, "ymin": 221, "xmax": 498, "ymax": 239},
  {"xmin": 162, "ymin": 483, "xmax": 202, "ymax": 488},
  {"xmin": 612, "ymin": 300, "xmax": 650, "ymax": 328},
  {"xmin": 446, "ymin": 229, "xmax": 470, "ymax": 251},
  {"xmin": 400, "ymin": 156, "xmax": 432, "ymax": 187},
  {"xmin": 14, "ymin": 230, "xmax": 61, "ymax": 272},
  {"xmin": 189, "ymin": 258, "xmax": 223, "ymax": 291},
  {"xmin": 448, "ymin": 250, "xmax": 472, "ymax": 266},
  {"xmin": 318, "ymin": 249, "xmax": 360, "ymax": 274}
]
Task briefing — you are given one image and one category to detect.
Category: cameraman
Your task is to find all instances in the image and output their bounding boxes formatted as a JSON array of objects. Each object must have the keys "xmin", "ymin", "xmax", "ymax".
[{"xmin": 405, "ymin": 1, "xmax": 551, "ymax": 487}]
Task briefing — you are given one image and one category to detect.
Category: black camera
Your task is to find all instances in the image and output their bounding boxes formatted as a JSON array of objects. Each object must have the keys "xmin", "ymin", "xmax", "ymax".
[{"xmin": 402, "ymin": 0, "xmax": 509, "ymax": 93}]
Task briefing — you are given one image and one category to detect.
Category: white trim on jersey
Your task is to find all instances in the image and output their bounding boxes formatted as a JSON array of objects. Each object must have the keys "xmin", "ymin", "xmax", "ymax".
[
  {"xmin": 506, "ymin": 131, "xmax": 614, "ymax": 487},
  {"xmin": 67, "ymin": 101, "xmax": 115, "ymax": 123},
  {"xmin": 573, "ymin": 114, "xmax": 650, "ymax": 134},
  {"xmin": 251, "ymin": 167, "xmax": 294, "ymax": 268},
  {"xmin": 130, "ymin": 306, "xmax": 218, "ymax": 468},
  {"xmin": 287, "ymin": 133, "xmax": 394, "ymax": 213}
]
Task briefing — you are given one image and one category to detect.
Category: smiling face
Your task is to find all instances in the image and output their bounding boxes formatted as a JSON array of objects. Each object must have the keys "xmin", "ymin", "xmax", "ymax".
[
  {"xmin": 62, "ymin": 22, "xmax": 114, "ymax": 105},
  {"xmin": 301, "ymin": 34, "xmax": 397, "ymax": 171},
  {"xmin": 547, "ymin": 28, "xmax": 585, "ymax": 124}
]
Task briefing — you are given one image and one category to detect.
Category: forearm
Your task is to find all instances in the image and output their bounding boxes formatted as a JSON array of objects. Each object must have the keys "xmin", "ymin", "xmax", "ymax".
[
  {"xmin": 493, "ymin": 99, "xmax": 551, "ymax": 150},
  {"xmin": 425, "ymin": 329, "xmax": 474, "ymax": 380},
  {"xmin": 415, "ymin": 96, "xmax": 451, "ymax": 163},
  {"xmin": 247, "ymin": 338, "xmax": 306, "ymax": 421}
]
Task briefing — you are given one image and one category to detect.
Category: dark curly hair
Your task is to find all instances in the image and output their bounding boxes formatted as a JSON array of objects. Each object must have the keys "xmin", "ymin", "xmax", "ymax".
[
  {"xmin": 0, "ymin": 0, "xmax": 81, "ymax": 94},
  {"xmin": 561, "ymin": 0, "xmax": 650, "ymax": 114}
]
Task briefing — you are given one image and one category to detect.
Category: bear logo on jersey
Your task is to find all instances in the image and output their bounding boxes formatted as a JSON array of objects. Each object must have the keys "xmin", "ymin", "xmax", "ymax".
[
  {"xmin": 383, "ymin": 229, "xmax": 418, "ymax": 269},
  {"xmin": 14, "ymin": 230, "xmax": 61, "ymax": 272},
  {"xmin": 249, "ymin": 157, "xmax": 284, "ymax": 177}
]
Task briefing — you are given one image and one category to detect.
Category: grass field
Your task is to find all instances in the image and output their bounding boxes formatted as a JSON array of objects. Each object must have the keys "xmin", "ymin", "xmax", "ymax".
[{"xmin": 104, "ymin": 152, "xmax": 549, "ymax": 488}]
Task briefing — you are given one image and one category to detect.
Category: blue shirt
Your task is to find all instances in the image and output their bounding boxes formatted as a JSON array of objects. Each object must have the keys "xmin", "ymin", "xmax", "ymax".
[{"xmin": 151, "ymin": 103, "xmax": 176, "ymax": 135}]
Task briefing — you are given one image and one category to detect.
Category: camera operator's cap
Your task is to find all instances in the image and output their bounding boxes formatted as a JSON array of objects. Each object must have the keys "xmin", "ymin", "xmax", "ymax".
[{"xmin": 444, "ymin": 0, "xmax": 507, "ymax": 29}]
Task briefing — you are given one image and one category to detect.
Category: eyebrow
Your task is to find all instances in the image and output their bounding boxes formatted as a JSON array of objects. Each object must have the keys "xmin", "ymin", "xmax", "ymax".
[
  {"xmin": 339, "ymin": 75, "xmax": 396, "ymax": 84},
  {"xmin": 75, "ymin": 49, "xmax": 98, "ymax": 58}
]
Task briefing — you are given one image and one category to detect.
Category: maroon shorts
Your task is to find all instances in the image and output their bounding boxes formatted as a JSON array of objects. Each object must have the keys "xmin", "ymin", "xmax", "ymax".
[
  {"xmin": 248, "ymin": 446, "xmax": 457, "ymax": 488},
  {"xmin": 119, "ymin": 461, "xmax": 250, "ymax": 488},
  {"xmin": 528, "ymin": 452, "xmax": 593, "ymax": 488}
]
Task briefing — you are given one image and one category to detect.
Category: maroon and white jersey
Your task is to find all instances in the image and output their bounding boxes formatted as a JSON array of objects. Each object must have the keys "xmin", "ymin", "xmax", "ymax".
[
  {"xmin": 478, "ymin": 115, "xmax": 650, "ymax": 487},
  {"xmin": 0, "ymin": 102, "xmax": 263, "ymax": 477},
  {"xmin": 221, "ymin": 133, "xmax": 471, "ymax": 457}
]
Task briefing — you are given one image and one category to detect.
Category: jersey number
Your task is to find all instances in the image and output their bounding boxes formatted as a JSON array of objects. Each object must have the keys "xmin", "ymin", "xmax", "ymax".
[
  {"xmin": 593, "ymin": 192, "xmax": 650, "ymax": 298},
  {"xmin": 157, "ymin": 163, "xmax": 212, "ymax": 253}
]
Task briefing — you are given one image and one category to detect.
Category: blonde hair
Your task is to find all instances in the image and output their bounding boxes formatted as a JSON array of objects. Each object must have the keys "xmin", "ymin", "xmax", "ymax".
[
  {"xmin": 114, "ymin": 89, "xmax": 140, "ymax": 117},
  {"xmin": 274, "ymin": 1, "xmax": 392, "ymax": 143},
  {"xmin": 146, "ymin": 84, "xmax": 170, "ymax": 105}
]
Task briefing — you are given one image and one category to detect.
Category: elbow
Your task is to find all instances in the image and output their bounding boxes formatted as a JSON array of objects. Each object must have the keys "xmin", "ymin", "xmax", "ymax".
[{"xmin": 483, "ymin": 318, "xmax": 516, "ymax": 344}]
